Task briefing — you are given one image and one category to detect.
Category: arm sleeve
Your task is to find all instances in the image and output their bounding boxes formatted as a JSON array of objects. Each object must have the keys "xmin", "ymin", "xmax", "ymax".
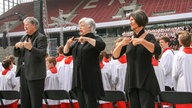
[{"xmin": 30, "ymin": 35, "xmax": 47, "ymax": 59}]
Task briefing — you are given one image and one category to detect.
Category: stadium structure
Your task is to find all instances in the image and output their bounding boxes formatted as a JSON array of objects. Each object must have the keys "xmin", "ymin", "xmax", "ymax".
[{"xmin": 0, "ymin": 0, "xmax": 192, "ymax": 58}]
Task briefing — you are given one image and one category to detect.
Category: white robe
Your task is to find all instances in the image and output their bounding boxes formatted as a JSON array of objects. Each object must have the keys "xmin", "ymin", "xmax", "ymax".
[
  {"xmin": 57, "ymin": 59, "xmax": 75, "ymax": 103},
  {"xmin": 99, "ymin": 62, "xmax": 112, "ymax": 104},
  {"xmin": 0, "ymin": 62, "xmax": 2, "ymax": 72},
  {"xmin": 153, "ymin": 65, "xmax": 165, "ymax": 91},
  {"xmin": 172, "ymin": 51, "xmax": 192, "ymax": 91},
  {"xmin": 56, "ymin": 60, "xmax": 63, "ymax": 68},
  {"xmin": 57, "ymin": 59, "xmax": 73, "ymax": 91},
  {"xmin": 11, "ymin": 65, "xmax": 17, "ymax": 73},
  {"xmin": 159, "ymin": 49, "xmax": 174, "ymax": 88},
  {"xmin": 0, "ymin": 70, "xmax": 17, "ymax": 105},
  {"xmin": 110, "ymin": 59, "xmax": 127, "ymax": 91},
  {"xmin": 101, "ymin": 62, "xmax": 112, "ymax": 90},
  {"xmin": 44, "ymin": 69, "xmax": 60, "ymax": 105},
  {"xmin": 11, "ymin": 65, "xmax": 20, "ymax": 91}
]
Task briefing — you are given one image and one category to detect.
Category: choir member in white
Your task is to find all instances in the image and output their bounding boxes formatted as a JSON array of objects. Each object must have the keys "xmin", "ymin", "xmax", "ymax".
[
  {"xmin": 4, "ymin": 55, "xmax": 20, "ymax": 91},
  {"xmin": 56, "ymin": 55, "xmax": 78, "ymax": 107},
  {"xmin": 0, "ymin": 58, "xmax": 18, "ymax": 107},
  {"xmin": 159, "ymin": 36, "xmax": 174, "ymax": 91},
  {"xmin": 57, "ymin": 56, "xmax": 73, "ymax": 91},
  {"xmin": 98, "ymin": 51, "xmax": 112, "ymax": 106},
  {"xmin": 99, "ymin": 51, "xmax": 112, "ymax": 91},
  {"xmin": 43, "ymin": 56, "xmax": 60, "ymax": 107},
  {"xmin": 172, "ymin": 31, "xmax": 192, "ymax": 91},
  {"xmin": 56, "ymin": 45, "xmax": 65, "ymax": 67},
  {"xmin": 110, "ymin": 54, "xmax": 127, "ymax": 91},
  {"xmin": 99, "ymin": 50, "xmax": 127, "ymax": 108}
]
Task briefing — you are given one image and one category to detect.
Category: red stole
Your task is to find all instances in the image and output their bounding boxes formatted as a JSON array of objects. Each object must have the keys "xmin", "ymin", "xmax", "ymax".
[
  {"xmin": 2, "ymin": 68, "xmax": 10, "ymax": 75},
  {"xmin": 183, "ymin": 47, "xmax": 192, "ymax": 54},
  {"xmin": 56, "ymin": 55, "xmax": 65, "ymax": 62},
  {"xmin": 163, "ymin": 48, "xmax": 171, "ymax": 53},
  {"xmin": 50, "ymin": 66, "xmax": 57, "ymax": 74},
  {"xmin": 65, "ymin": 56, "xmax": 73, "ymax": 64},
  {"xmin": 100, "ymin": 62, "xmax": 104, "ymax": 69},
  {"xmin": 152, "ymin": 57, "xmax": 158, "ymax": 66},
  {"xmin": 103, "ymin": 57, "xmax": 109, "ymax": 63},
  {"xmin": 118, "ymin": 55, "xmax": 127, "ymax": 64}
]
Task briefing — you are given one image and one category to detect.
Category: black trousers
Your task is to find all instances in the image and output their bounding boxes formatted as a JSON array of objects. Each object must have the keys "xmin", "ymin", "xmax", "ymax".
[
  {"xmin": 75, "ymin": 88, "xmax": 98, "ymax": 108},
  {"xmin": 128, "ymin": 88, "xmax": 155, "ymax": 108},
  {"xmin": 20, "ymin": 69, "xmax": 45, "ymax": 108}
]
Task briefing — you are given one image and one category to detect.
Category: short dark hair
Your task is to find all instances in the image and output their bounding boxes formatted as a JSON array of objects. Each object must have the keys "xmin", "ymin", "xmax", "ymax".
[
  {"xmin": 159, "ymin": 36, "xmax": 171, "ymax": 44},
  {"xmin": 57, "ymin": 45, "xmax": 64, "ymax": 54},
  {"xmin": 4, "ymin": 55, "xmax": 16, "ymax": 65},
  {"xmin": 2, "ymin": 58, "xmax": 12, "ymax": 69},
  {"xmin": 128, "ymin": 9, "xmax": 148, "ymax": 27}
]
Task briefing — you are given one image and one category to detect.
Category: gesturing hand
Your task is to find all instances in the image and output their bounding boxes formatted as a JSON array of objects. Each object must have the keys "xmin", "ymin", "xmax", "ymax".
[
  {"xmin": 24, "ymin": 38, "xmax": 33, "ymax": 50},
  {"xmin": 119, "ymin": 37, "xmax": 132, "ymax": 46},
  {"xmin": 15, "ymin": 42, "xmax": 24, "ymax": 49},
  {"xmin": 132, "ymin": 38, "xmax": 143, "ymax": 46},
  {"xmin": 66, "ymin": 37, "xmax": 76, "ymax": 46}
]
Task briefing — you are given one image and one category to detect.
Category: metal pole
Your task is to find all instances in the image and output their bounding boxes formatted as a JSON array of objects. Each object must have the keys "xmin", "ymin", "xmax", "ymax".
[{"xmin": 60, "ymin": 24, "xmax": 64, "ymax": 46}]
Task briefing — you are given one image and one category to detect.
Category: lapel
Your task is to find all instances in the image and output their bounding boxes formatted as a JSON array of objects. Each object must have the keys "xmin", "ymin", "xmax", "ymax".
[
  {"xmin": 21, "ymin": 35, "xmax": 28, "ymax": 42},
  {"xmin": 30, "ymin": 32, "xmax": 38, "ymax": 46}
]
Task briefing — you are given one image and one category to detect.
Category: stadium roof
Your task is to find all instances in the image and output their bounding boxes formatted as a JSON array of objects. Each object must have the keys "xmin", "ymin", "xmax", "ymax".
[{"xmin": 0, "ymin": 0, "xmax": 33, "ymax": 15}]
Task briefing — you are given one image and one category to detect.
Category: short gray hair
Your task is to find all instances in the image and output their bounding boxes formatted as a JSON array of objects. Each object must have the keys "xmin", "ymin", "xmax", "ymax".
[
  {"xmin": 23, "ymin": 17, "xmax": 39, "ymax": 29},
  {"xmin": 79, "ymin": 17, "xmax": 96, "ymax": 35}
]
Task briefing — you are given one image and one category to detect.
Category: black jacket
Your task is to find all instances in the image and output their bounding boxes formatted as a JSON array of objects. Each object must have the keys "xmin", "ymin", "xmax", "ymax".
[
  {"xmin": 14, "ymin": 31, "xmax": 47, "ymax": 80},
  {"xmin": 64, "ymin": 33, "xmax": 106, "ymax": 97}
]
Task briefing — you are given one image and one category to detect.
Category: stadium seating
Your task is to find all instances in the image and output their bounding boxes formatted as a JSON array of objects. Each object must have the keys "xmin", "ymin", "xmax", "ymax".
[
  {"xmin": 71, "ymin": 0, "xmax": 130, "ymax": 23},
  {"xmin": 0, "ymin": 0, "xmax": 191, "ymax": 32},
  {"xmin": 137, "ymin": 0, "xmax": 192, "ymax": 16}
]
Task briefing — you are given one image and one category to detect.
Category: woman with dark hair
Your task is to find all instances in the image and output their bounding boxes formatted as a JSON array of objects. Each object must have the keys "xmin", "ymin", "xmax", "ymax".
[{"xmin": 113, "ymin": 10, "xmax": 161, "ymax": 108}]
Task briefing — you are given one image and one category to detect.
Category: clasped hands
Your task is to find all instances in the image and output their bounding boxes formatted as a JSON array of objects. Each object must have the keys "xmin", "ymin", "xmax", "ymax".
[
  {"xmin": 67, "ymin": 36, "xmax": 88, "ymax": 45},
  {"xmin": 119, "ymin": 36, "xmax": 143, "ymax": 46},
  {"xmin": 15, "ymin": 38, "xmax": 32, "ymax": 50}
]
